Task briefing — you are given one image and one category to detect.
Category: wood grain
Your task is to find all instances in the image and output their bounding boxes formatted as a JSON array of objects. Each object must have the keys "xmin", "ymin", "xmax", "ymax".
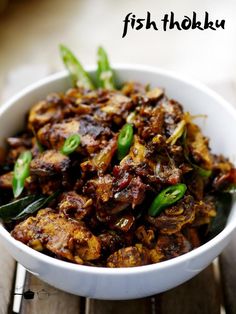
[
  {"xmin": 20, "ymin": 273, "xmax": 81, "ymax": 314},
  {"xmin": 154, "ymin": 265, "xmax": 220, "ymax": 314},
  {"xmin": 0, "ymin": 241, "xmax": 15, "ymax": 314},
  {"xmin": 86, "ymin": 297, "xmax": 152, "ymax": 314},
  {"xmin": 219, "ymin": 230, "xmax": 236, "ymax": 314}
]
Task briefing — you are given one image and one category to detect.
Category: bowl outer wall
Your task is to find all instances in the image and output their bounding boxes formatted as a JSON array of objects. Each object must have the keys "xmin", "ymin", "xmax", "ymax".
[{"xmin": 0, "ymin": 65, "xmax": 236, "ymax": 299}]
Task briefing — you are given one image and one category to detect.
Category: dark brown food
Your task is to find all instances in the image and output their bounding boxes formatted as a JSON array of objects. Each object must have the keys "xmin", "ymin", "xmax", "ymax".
[
  {"xmin": 1, "ymin": 82, "xmax": 235, "ymax": 267},
  {"xmin": 11, "ymin": 208, "xmax": 101, "ymax": 264}
]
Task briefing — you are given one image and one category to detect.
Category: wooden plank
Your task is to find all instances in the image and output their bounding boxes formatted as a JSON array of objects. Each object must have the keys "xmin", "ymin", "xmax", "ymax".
[
  {"xmin": 87, "ymin": 297, "xmax": 152, "ymax": 314},
  {"xmin": 219, "ymin": 230, "xmax": 236, "ymax": 314},
  {"xmin": 0, "ymin": 241, "xmax": 16, "ymax": 314},
  {"xmin": 154, "ymin": 265, "xmax": 221, "ymax": 314},
  {"xmin": 20, "ymin": 273, "xmax": 82, "ymax": 314}
]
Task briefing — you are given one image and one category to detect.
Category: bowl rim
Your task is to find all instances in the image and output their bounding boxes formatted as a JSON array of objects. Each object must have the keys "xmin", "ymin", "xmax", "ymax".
[{"xmin": 0, "ymin": 64, "xmax": 236, "ymax": 275}]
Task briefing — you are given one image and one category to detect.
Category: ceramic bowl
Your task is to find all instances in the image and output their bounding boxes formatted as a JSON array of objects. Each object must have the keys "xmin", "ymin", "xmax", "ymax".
[{"xmin": 0, "ymin": 65, "xmax": 236, "ymax": 299}]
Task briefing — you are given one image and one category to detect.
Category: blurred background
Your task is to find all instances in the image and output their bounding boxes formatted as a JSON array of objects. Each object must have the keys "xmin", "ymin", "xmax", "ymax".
[{"xmin": 0, "ymin": 0, "xmax": 236, "ymax": 103}]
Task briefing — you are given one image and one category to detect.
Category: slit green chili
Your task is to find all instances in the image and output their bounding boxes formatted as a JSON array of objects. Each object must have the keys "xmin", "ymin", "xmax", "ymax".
[
  {"xmin": 61, "ymin": 134, "xmax": 81, "ymax": 156},
  {"xmin": 13, "ymin": 151, "xmax": 32, "ymax": 198},
  {"xmin": 117, "ymin": 123, "xmax": 134, "ymax": 160},
  {"xmin": 97, "ymin": 46, "xmax": 115, "ymax": 90},
  {"xmin": 59, "ymin": 44, "xmax": 95, "ymax": 90},
  {"xmin": 148, "ymin": 183, "xmax": 187, "ymax": 217}
]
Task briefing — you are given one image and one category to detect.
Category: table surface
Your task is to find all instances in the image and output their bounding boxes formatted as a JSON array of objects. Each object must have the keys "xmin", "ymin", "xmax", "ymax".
[{"xmin": 1, "ymin": 1, "xmax": 236, "ymax": 313}]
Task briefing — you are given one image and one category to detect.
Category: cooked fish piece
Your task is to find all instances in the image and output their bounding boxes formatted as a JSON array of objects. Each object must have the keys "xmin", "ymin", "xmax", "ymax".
[
  {"xmin": 37, "ymin": 119, "xmax": 80, "ymax": 150},
  {"xmin": 83, "ymin": 175, "xmax": 113, "ymax": 203},
  {"xmin": 101, "ymin": 93, "xmax": 132, "ymax": 116},
  {"xmin": 28, "ymin": 93, "xmax": 64, "ymax": 131},
  {"xmin": 38, "ymin": 116, "xmax": 111, "ymax": 155},
  {"xmin": 30, "ymin": 150, "xmax": 70, "ymax": 176},
  {"xmin": 156, "ymin": 233, "xmax": 192, "ymax": 260},
  {"xmin": 134, "ymin": 105, "xmax": 164, "ymax": 140},
  {"xmin": 147, "ymin": 195, "xmax": 196, "ymax": 235},
  {"xmin": 107, "ymin": 244, "xmax": 150, "ymax": 267},
  {"xmin": 58, "ymin": 191, "xmax": 92, "ymax": 220},
  {"xmin": 92, "ymin": 90, "xmax": 133, "ymax": 126},
  {"xmin": 121, "ymin": 81, "xmax": 147, "ymax": 96},
  {"xmin": 12, "ymin": 208, "xmax": 101, "ymax": 263},
  {"xmin": 38, "ymin": 177, "xmax": 61, "ymax": 195}
]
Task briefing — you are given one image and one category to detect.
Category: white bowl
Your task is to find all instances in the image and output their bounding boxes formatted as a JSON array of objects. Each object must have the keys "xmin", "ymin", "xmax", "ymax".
[{"xmin": 0, "ymin": 65, "xmax": 236, "ymax": 300}]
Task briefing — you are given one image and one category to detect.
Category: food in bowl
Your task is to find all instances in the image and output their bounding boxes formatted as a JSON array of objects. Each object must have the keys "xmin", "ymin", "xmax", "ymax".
[{"xmin": 0, "ymin": 47, "xmax": 235, "ymax": 268}]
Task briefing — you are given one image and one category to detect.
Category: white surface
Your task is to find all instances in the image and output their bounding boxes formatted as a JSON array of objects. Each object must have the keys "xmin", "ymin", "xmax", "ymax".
[
  {"xmin": 0, "ymin": 0, "xmax": 236, "ymax": 100},
  {"xmin": 0, "ymin": 66, "xmax": 236, "ymax": 299}
]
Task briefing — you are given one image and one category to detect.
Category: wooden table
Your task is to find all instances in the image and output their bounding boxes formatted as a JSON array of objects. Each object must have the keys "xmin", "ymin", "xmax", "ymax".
[{"xmin": 0, "ymin": 70, "xmax": 236, "ymax": 314}]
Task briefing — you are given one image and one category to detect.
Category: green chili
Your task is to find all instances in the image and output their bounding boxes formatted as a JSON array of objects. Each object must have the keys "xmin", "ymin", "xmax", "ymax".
[
  {"xmin": 148, "ymin": 183, "xmax": 187, "ymax": 217},
  {"xmin": 97, "ymin": 46, "xmax": 115, "ymax": 90},
  {"xmin": 117, "ymin": 123, "xmax": 134, "ymax": 160},
  {"xmin": 13, "ymin": 151, "xmax": 32, "ymax": 198},
  {"xmin": 61, "ymin": 134, "xmax": 81, "ymax": 155},
  {"xmin": 59, "ymin": 44, "xmax": 95, "ymax": 90}
]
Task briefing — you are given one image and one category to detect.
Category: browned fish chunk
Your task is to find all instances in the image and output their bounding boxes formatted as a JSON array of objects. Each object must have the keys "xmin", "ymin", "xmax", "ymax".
[
  {"xmin": 121, "ymin": 81, "xmax": 147, "ymax": 96},
  {"xmin": 30, "ymin": 150, "xmax": 70, "ymax": 176},
  {"xmin": 107, "ymin": 245, "xmax": 150, "ymax": 267},
  {"xmin": 156, "ymin": 233, "xmax": 191, "ymax": 260},
  {"xmin": 37, "ymin": 119, "xmax": 80, "ymax": 150},
  {"xmin": 12, "ymin": 208, "xmax": 101, "ymax": 263},
  {"xmin": 84, "ymin": 175, "xmax": 113, "ymax": 203},
  {"xmin": 147, "ymin": 195, "xmax": 196, "ymax": 235},
  {"xmin": 28, "ymin": 94, "xmax": 64, "ymax": 131},
  {"xmin": 38, "ymin": 117, "xmax": 111, "ymax": 155},
  {"xmin": 58, "ymin": 191, "xmax": 92, "ymax": 220}
]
